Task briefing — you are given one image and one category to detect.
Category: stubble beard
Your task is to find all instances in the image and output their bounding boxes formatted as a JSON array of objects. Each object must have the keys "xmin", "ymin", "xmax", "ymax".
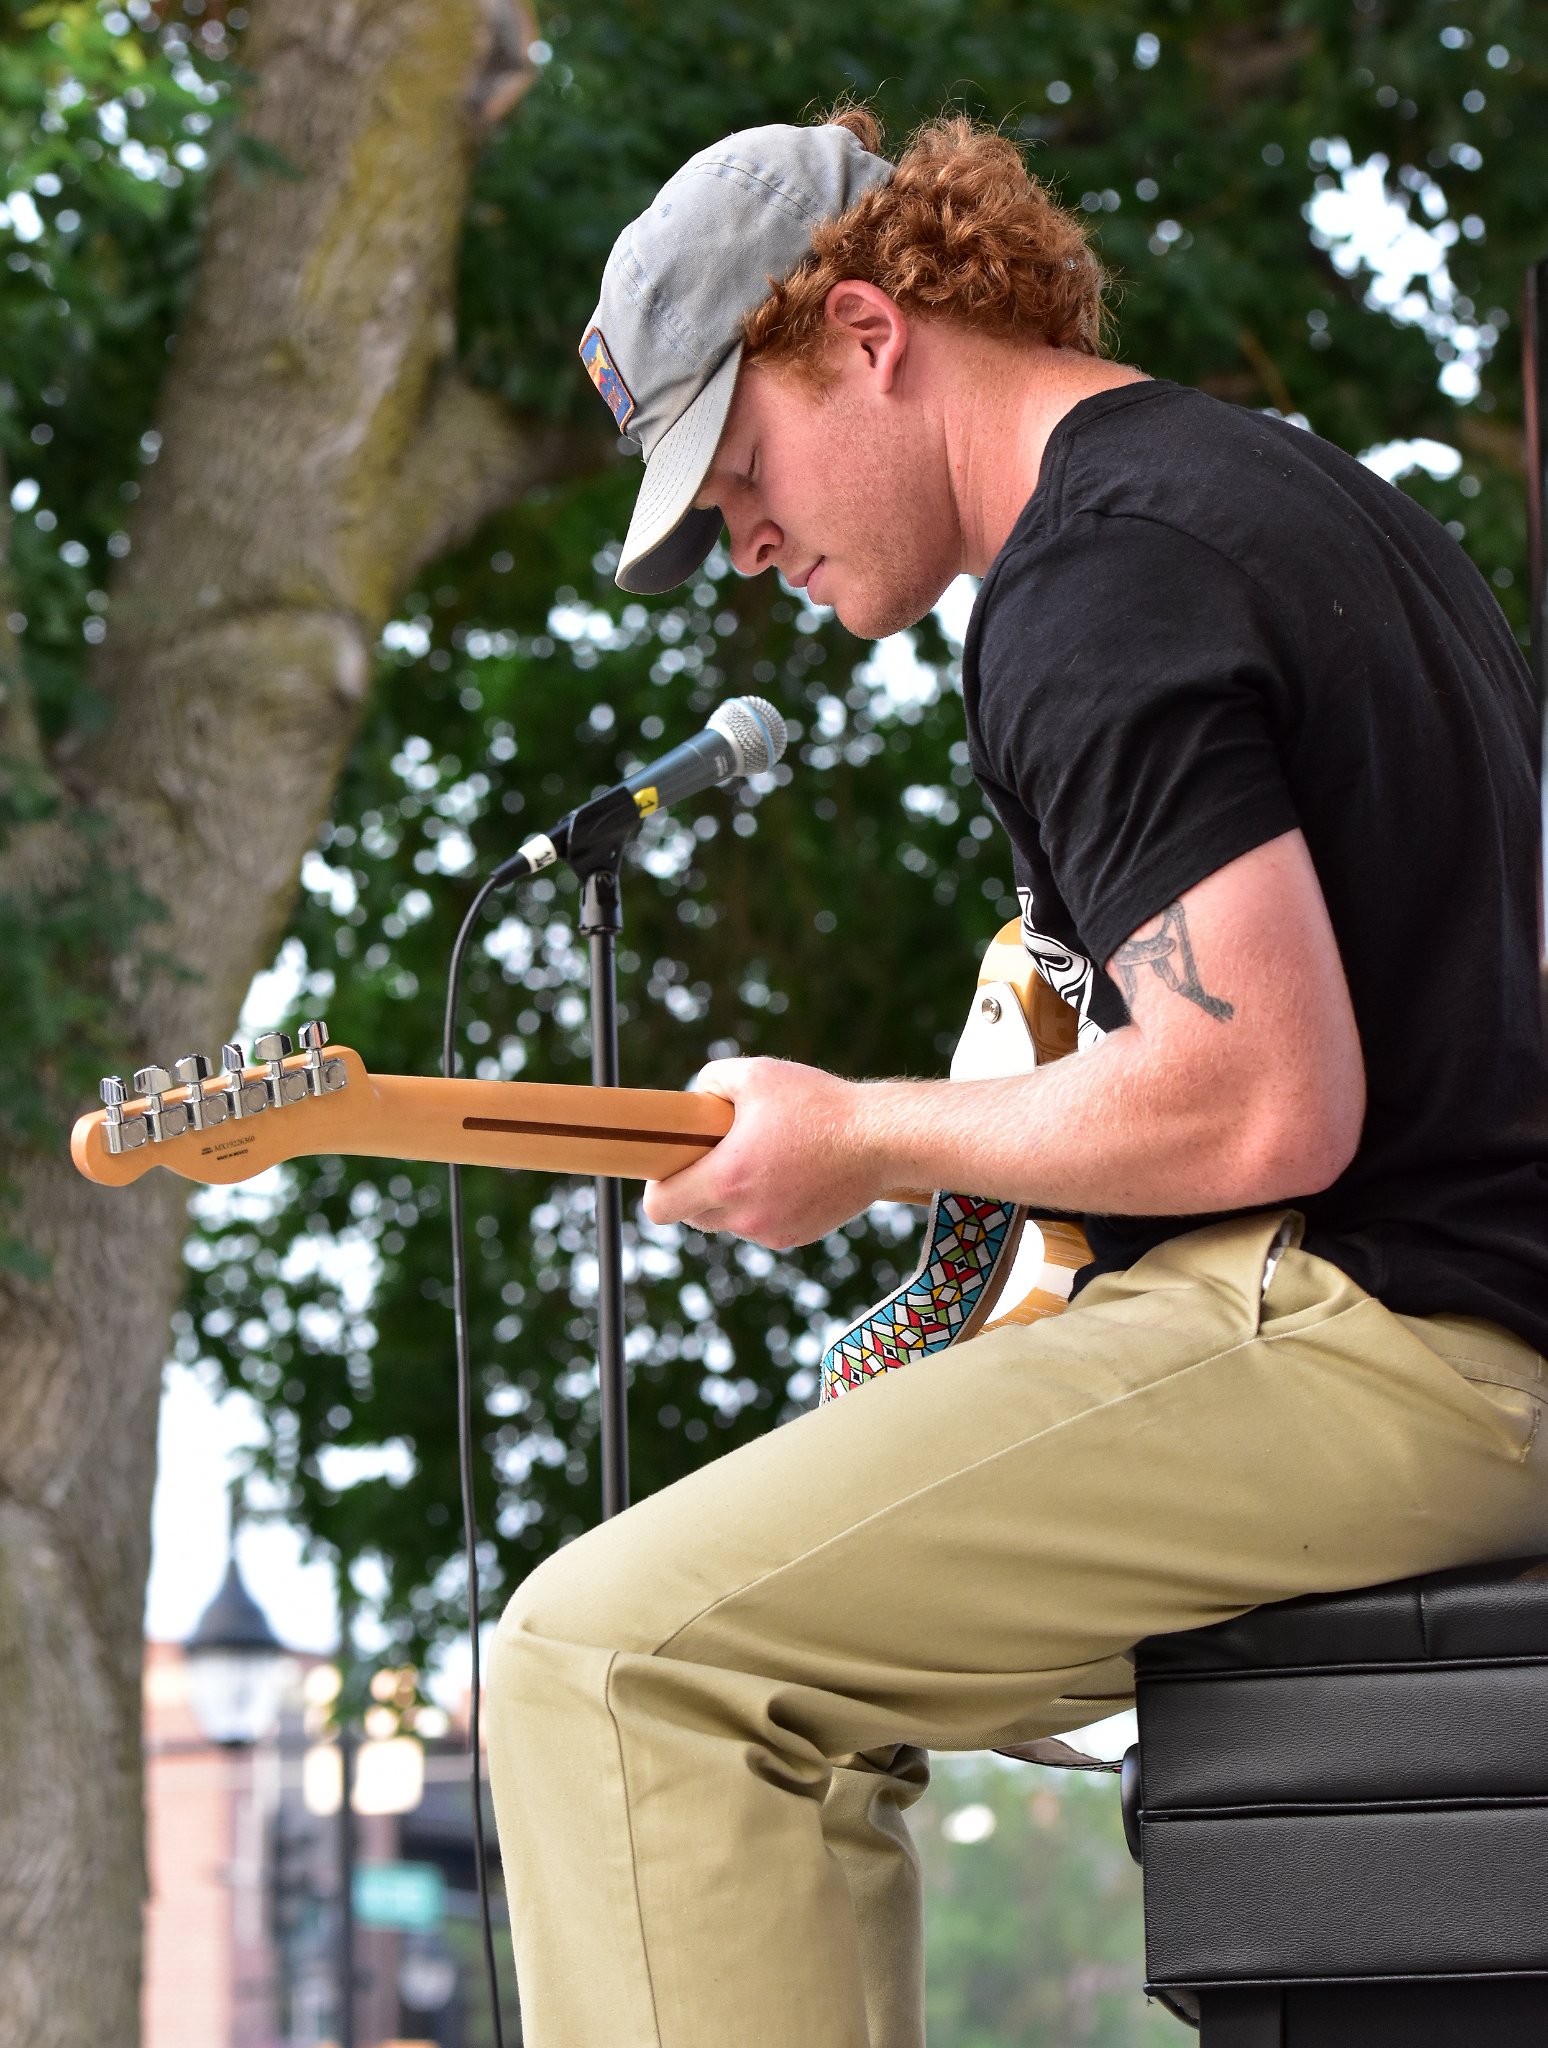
[
  {"xmin": 835, "ymin": 550, "xmax": 954, "ymax": 641},
  {"xmin": 817, "ymin": 427, "xmax": 957, "ymax": 639}
]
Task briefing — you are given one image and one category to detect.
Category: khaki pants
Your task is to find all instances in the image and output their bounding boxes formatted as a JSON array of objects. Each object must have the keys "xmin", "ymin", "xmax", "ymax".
[{"xmin": 486, "ymin": 1207, "xmax": 1548, "ymax": 2048}]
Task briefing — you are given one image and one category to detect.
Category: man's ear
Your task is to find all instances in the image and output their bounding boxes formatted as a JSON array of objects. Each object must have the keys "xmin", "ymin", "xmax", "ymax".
[{"xmin": 823, "ymin": 280, "xmax": 908, "ymax": 388}]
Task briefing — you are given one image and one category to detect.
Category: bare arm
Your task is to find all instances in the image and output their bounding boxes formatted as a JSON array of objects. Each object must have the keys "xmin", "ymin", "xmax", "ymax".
[{"xmin": 642, "ymin": 827, "xmax": 1366, "ymax": 1247}]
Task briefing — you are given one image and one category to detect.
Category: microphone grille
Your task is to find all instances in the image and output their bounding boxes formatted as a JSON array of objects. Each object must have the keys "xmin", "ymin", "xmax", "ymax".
[{"xmin": 708, "ymin": 696, "xmax": 788, "ymax": 777}]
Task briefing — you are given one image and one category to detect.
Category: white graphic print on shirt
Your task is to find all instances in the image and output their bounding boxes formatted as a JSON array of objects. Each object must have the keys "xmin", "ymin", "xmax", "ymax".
[{"xmin": 1017, "ymin": 885, "xmax": 1108, "ymax": 1054}]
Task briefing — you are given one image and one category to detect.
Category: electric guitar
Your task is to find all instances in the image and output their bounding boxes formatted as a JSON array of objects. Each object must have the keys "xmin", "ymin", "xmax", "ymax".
[
  {"xmin": 817, "ymin": 919, "xmax": 1091, "ymax": 1404},
  {"xmin": 69, "ymin": 921, "xmax": 1091, "ymax": 1395}
]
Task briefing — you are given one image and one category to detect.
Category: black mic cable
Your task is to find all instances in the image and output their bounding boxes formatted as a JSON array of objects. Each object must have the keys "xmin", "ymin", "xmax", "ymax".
[
  {"xmin": 441, "ymin": 694, "xmax": 787, "ymax": 2046},
  {"xmin": 442, "ymin": 867, "xmax": 510, "ymax": 2048}
]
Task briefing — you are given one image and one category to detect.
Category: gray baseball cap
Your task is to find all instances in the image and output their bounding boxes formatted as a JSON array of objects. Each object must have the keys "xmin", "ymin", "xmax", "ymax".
[{"xmin": 579, "ymin": 122, "xmax": 895, "ymax": 594}]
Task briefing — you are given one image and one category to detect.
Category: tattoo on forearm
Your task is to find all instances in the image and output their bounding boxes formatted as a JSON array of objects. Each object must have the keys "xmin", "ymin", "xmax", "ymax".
[{"xmin": 1112, "ymin": 901, "xmax": 1235, "ymax": 1020}]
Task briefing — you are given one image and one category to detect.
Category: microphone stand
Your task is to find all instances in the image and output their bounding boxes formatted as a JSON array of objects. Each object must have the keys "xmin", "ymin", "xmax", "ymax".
[
  {"xmin": 551, "ymin": 783, "xmax": 643, "ymax": 1523},
  {"xmin": 578, "ymin": 849, "xmax": 630, "ymax": 1521},
  {"xmin": 483, "ymin": 705, "xmax": 782, "ymax": 1528}
]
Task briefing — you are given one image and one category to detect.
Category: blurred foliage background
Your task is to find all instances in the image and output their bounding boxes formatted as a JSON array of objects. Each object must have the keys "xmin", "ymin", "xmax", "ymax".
[
  {"xmin": 918, "ymin": 1753, "xmax": 1177, "ymax": 2048},
  {"xmin": 3, "ymin": 0, "xmax": 1544, "ymax": 1661}
]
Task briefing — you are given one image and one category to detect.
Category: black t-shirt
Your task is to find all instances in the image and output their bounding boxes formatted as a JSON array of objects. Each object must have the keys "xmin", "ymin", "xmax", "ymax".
[{"xmin": 961, "ymin": 375, "xmax": 1548, "ymax": 1357}]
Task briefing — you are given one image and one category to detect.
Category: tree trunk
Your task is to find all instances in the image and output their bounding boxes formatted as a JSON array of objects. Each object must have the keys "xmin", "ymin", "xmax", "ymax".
[{"xmin": 0, "ymin": 2, "xmax": 588, "ymax": 2038}]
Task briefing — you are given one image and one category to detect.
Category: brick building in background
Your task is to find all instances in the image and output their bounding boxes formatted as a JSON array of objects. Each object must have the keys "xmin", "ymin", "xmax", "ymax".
[
  {"xmin": 144, "ymin": 1638, "xmax": 273, "ymax": 2046},
  {"xmin": 142, "ymin": 1634, "xmax": 500, "ymax": 2048}
]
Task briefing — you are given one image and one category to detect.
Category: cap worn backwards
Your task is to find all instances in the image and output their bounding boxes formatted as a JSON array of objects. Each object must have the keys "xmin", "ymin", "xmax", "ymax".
[{"xmin": 579, "ymin": 122, "xmax": 895, "ymax": 595}]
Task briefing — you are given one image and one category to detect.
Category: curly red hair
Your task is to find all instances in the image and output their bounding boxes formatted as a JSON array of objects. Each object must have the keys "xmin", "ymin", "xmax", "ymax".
[{"xmin": 742, "ymin": 103, "xmax": 1113, "ymax": 379}]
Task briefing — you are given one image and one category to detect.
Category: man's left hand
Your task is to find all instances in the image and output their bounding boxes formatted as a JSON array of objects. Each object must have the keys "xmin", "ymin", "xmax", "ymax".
[{"xmin": 641, "ymin": 1057, "xmax": 881, "ymax": 1248}]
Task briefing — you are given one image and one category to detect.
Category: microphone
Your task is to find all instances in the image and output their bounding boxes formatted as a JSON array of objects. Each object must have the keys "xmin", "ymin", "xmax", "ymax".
[
  {"xmin": 622, "ymin": 695, "xmax": 786, "ymax": 815},
  {"xmin": 492, "ymin": 696, "xmax": 787, "ymax": 886}
]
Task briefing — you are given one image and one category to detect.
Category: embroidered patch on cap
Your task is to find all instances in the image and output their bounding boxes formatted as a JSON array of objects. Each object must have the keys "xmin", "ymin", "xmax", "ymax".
[{"xmin": 580, "ymin": 327, "xmax": 636, "ymax": 432}]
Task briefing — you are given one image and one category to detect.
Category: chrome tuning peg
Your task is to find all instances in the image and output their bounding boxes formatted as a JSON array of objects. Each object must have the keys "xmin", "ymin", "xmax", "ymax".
[
  {"xmin": 253, "ymin": 1030, "xmax": 307, "ymax": 1108},
  {"xmin": 296, "ymin": 1019, "xmax": 347, "ymax": 1096},
  {"xmin": 99, "ymin": 1075, "xmax": 149, "ymax": 1157},
  {"xmin": 173, "ymin": 1053, "xmax": 227, "ymax": 1132},
  {"xmin": 219, "ymin": 1041, "xmax": 268, "ymax": 1120},
  {"xmin": 132, "ymin": 1064, "xmax": 190, "ymax": 1144}
]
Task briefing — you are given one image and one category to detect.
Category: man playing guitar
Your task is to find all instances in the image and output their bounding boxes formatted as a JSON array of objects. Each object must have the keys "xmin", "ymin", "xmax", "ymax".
[{"xmin": 486, "ymin": 107, "xmax": 1548, "ymax": 2048}]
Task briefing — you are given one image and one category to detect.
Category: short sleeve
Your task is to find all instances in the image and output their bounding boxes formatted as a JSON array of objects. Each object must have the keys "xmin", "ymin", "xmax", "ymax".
[{"xmin": 969, "ymin": 511, "xmax": 1302, "ymax": 969}]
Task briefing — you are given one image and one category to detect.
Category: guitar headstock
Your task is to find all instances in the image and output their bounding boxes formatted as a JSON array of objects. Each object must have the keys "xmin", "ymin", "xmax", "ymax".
[{"xmin": 71, "ymin": 1020, "xmax": 365, "ymax": 1188}]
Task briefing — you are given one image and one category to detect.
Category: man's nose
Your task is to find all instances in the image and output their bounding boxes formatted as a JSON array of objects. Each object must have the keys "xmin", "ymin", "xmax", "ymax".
[{"xmin": 727, "ymin": 515, "xmax": 783, "ymax": 578}]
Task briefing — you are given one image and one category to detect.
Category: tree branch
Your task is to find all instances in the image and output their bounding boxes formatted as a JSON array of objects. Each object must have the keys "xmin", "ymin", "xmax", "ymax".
[
  {"xmin": 387, "ymin": 373, "xmax": 612, "ymax": 583},
  {"xmin": 1235, "ymin": 326, "xmax": 1297, "ymax": 417},
  {"xmin": 470, "ymin": 0, "xmax": 542, "ymax": 128},
  {"xmin": 1183, "ymin": 23, "xmax": 1318, "ymax": 104},
  {"xmin": 1458, "ymin": 412, "xmax": 1525, "ymax": 477}
]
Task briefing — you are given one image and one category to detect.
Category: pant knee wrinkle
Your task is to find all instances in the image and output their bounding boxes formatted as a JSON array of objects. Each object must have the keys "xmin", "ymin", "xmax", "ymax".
[{"xmin": 600, "ymin": 1647, "xmax": 667, "ymax": 2048}]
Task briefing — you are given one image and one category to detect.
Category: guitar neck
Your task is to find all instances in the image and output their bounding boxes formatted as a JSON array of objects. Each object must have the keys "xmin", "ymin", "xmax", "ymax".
[
  {"xmin": 358, "ymin": 1072, "xmax": 731, "ymax": 1179},
  {"xmin": 70, "ymin": 1052, "xmax": 733, "ymax": 1188}
]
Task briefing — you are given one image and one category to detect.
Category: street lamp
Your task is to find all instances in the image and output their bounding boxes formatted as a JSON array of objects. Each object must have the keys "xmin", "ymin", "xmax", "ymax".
[{"xmin": 183, "ymin": 1537, "xmax": 289, "ymax": 1748}]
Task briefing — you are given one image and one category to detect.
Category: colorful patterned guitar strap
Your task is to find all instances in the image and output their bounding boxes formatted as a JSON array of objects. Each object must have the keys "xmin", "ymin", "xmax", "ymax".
[
  {"xmin": 818, "ymin": 927, "xmax": 1090, "ymax": 1404},
  {"xmin": 819, "ymin": 1191, "xmax": 1025, "ymax": 1400}
]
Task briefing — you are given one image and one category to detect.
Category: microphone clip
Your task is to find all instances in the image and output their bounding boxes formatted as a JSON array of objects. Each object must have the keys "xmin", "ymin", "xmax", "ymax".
[
  {"xmin": 554, "ymin": 784, "xmax": 644, "ymax": 880},
  {"xmin": 488, "ymin": 783, "xmax": 646, "ymax": 890}
]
